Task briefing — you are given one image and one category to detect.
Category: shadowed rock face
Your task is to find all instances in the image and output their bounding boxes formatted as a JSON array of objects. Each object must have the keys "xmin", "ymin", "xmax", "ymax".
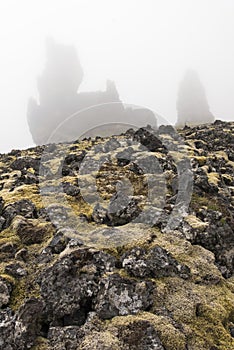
[
  {"xmin": 176, "ymin": 69, "xmax": 215, "ymax": 128},
  {"xmin": 27, "ymin": 39, "xmax": 157, "ymax": 145}
]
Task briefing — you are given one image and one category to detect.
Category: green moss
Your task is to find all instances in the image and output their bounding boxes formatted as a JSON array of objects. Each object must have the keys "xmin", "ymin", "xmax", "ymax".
[
  {"xmin": 152, "ymin": 277, "xmax": 234, "ymax": 349},
  {"xmin": 1, "ymin": 184, "xmax": 43, "ymax": 209},
  {"xmin": 79, "ymin": 331, "xmax": 121, "ymax": 350},
  {"xmin": 31, "ymin": 337, "xmax": 49, "ymax": 350},
  {"xmin": 9, "ymin": 275, "xmax": 41, "ymax": 311},
  {"xmin": 0, "ymin": 236, "xmax": 21, "ymax": 246},
  {"xmin": 9, "ymin": 277, "xmax": 28, "ymax": 310},
  {"xmin": 108, "ymin": 313, "xmax": 186, "ymax": 350},
  {"xmin": 207, "ymin": 172, "xmax": 220, "ymax": 186},
  {"xmin": 184, "ymin": 215, "xmax": 208, "ymax": 231},
  {"xmin": 191, "ymin": 193, "xmax": 227, "ymax": 213},
  {"xmin": 189, "ymin": 318, "xmax": 234, "ymax": 350},
  {"xmin": 0, "ymin": 273, "xmax": 16, "ymax": 285},
  {"xmin": 0, "ymin": 227, "xmax": 22, "ymax": 243},
  {"xmin": 220, "ymin": 217, "xmax": 227, "ymax": 225},
  {"xmin": 193, "ymin": 156, "xmax": 207, "ymax": 166}
]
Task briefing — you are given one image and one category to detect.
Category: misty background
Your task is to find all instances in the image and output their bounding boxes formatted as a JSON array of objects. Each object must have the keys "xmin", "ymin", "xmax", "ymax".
[{"xmin": 0, "ymin": 0, "xmax": 234, "ymax": 153}]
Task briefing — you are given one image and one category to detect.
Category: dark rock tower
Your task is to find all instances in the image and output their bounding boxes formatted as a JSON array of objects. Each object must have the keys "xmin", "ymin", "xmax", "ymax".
[
  {"xmin": 176, "ymin": 69, "xmax": 214, "ymax": 128},
  {"xmin": 27, "ymin": 39, "xmax": 123, "ymax": 145}
]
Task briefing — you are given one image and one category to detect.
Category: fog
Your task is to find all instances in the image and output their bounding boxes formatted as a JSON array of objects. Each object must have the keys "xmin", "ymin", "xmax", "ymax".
[{"xmin": 0, "ymin": 0, "xmax": 234, "ymax": 152}]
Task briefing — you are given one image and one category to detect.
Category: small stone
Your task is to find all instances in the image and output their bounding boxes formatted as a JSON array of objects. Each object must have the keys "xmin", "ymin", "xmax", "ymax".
[
  {"xmin": 48, "ymin": 233, "xmax": 70, "ymax": 254},
  {"xmin": 92, "ymin": 203, "xmax": 108, "ymax": 224},
  {"xmin": 134, "ymin": 127, "xmax": 165, "ymax": 152},
  {"xmin": 4, "ymin": 263, "xmax": 27, "ymax": 278},
  {"xmin": 0, "ymin": 278, "xmax": 12, "ymax": 308},
  {"xmin": 0, "ymin": 216, "xmax": 5, "ymax": 231},
  {"xmin": 229, "ymin": 325, "xmax": 234, "ymax": 338},
  {"xmin": 63, "ymin": 182, "xmax": 80, "ymax": 196},
  {"xmin": 0, "ymin": 197, "xmax": 4, "ymax": 215}
]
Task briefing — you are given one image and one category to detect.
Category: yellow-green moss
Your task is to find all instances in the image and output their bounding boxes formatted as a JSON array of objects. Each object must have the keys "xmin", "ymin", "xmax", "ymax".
[
  {"xmin": 1, "ymin": 184, "xmax": 43, "ymax": 209},
  {"xmin": 0, "ymin": 236, "xmax": 21, "ymax": 246},
  {"xmin": 193, "ymin": 156, "xmax": 207, "ymax": 166},
  {"xmin": 0, "ymin": 273, "xmax": 16, "ymax": 285},
  {"xmin": 108, "ymin": 313, "xmax": 186, "ymax": 350},
  {"xmin": 9, "ymin": 275, "xmax": 41, "ymax": 311},
  {"xmin": 207, "ymin": 172, "xmax": 220, "ymax": 186},
  {"xmin": 79, "ymin": 331, "xmax": 121, "ymax": 350},
  {"xmin": 184, "ymin": 215, "xmax": 208, "ymax": 231},
  {"xmin": 31, "ymin": 337, "xmax": 49, "ymax": 350},
  {"xmin": 189, "ymin": 318, "xmax": 234, "ymax": 350},
  {"xmin": 191, "ymin": 193, "xmax": 221, "ymax": 212},
  {"xmin": 151, "ymin": 277, "xmax": 234, "ymax": 349}
]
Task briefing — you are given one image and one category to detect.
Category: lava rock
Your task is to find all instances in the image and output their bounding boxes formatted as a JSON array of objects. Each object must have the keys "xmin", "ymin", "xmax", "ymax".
[
  {"xmin": 13, "ymin": 216, "xmax": 54, "ymax": 245},
  {"xmin": 40, "ymin": 248, "xmax": 117, "ymax": 325},
  {"xmin": 0, "ymin": 277, "xmax": 12, "ymax": 308},
  {"xmin": 94, "ymin": 274, "xmax": 155, "ymax": 319},
  {"xmin": 48, "ymin": 326, "xmax": 85, "ymax": 350},
  {"xmin": 2, "ymin": 199, "xmax": 37, "ymax": 228},
  {"xmin": 0, "ymin": 197, "xmax": 4, "ymax": 215},
  {"xmin": 230, "ymin": 325, "xmax": 234, "ymax": 338},
  {"xmin": 107, "ymin": 193, "xmax": 141, "ymax": 226},
  {"xmin": 15, "ymin": 171, "xmax": 39, "ymax": 186},
  {"xmin": 103, "ymin": 138, "xmax": 121, "ymax": 152},
  {"xmin": 62, "ymin": 181, "xmax": 80, "ymax": 197},
  {"xmin": 10, "ymin": 156, "xmax": 40, "ymax": 173},
  {"xmin": 92, "ymin": 203, "xmax": 108, "ymax": 224},
  {"xmin": 0, "ymin": 298, "xmax": 43, "ymax": 350},
  {"xmin": 121, "ymin": 245, "xmax": 190, "ymax": 279},
  {"xmin": 47, "ymin": 227, "xmax": 83, "ymax": 254},
  {"xmin": 132, "ymin": 154, "xmax": 163, "ymax": 174},
  {"xmin": 14, "ymin": 298, "xmax": 44, "ymax": 349},
  {"xmin": 0, "ymin": 309, "xmax": 15, "ymax": 350},
  {"xmin": 134, "ymin": 127, "xmax": 165, "ymax": 152},
  {"xmin": 116, "ymin": 147, "xmax": 134, "ymax": 166},
  {"xmin": 4, "ymin": 263, "xmax": 27, "ymax": 279},
  {"xmin": 115, "ymin": 319, "xmax": 165, "ymax": 350},
  {"xmin": 63, "ymin": 151, "xmax": 87, "ymax": 176}
]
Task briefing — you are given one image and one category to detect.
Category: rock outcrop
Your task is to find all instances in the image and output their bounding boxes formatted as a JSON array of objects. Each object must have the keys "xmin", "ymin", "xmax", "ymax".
[
  {"xmin": 176, "ymin": 69, "xmax": 215, "ymax": 128},
  {"xmin": 0, "ymin": 120, "xmax": 234, "ymax": 349},
  {"xmin": 27, "ymin": 39, "xmax": 157, "ymax": 145}
]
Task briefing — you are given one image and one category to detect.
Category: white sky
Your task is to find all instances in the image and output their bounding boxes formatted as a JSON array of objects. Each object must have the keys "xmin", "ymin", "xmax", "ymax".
[{"xmin": 0, "ymin": 0, "xmax": 233, "ymax": 153}]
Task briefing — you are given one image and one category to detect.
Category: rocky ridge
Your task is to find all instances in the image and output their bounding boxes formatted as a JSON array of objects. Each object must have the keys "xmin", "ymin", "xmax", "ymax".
[{"xmin": 0, "ymin": 120, "xmax": 234, "ymax": 349}]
